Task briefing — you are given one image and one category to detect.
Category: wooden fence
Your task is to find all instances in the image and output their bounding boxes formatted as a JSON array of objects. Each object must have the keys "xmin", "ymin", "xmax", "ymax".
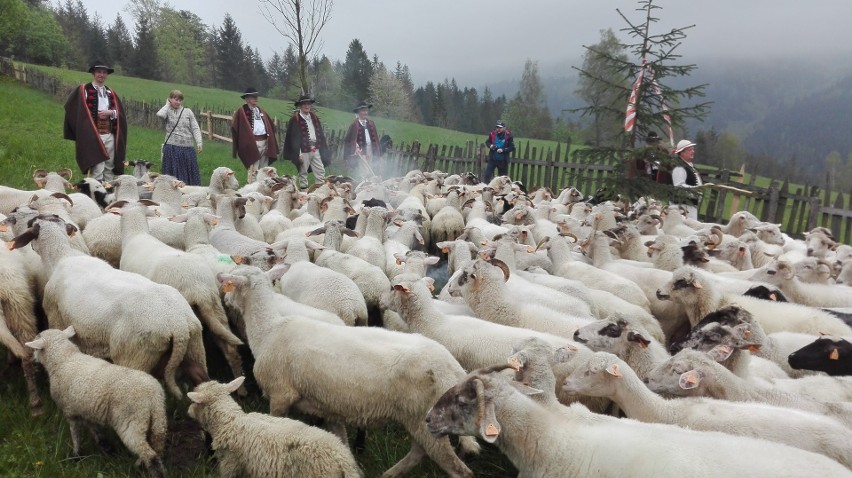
[{"xmin": 2, "ymin": 57, "xmax": 850, "ymax": 243}]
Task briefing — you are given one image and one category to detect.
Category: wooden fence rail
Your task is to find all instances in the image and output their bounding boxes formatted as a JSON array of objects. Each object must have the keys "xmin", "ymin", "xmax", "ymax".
[{"xmin": 2, "ymin": 57, "xmax": 849, "ymax": 243}]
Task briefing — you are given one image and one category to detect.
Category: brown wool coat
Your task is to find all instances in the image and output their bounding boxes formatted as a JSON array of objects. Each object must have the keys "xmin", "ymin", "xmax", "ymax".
[
  {"xmin": 63, "ymin": 84, "xmax": 127, "ymax": 176},
  {"xmin": 231, "ymin": 105, "xmax": 279, "ymax": 168}
]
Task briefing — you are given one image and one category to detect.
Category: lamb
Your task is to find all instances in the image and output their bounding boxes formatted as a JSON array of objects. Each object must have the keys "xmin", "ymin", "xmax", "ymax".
[
  {"xmin": 187, "ymin": 377, "xmax": 363, "ymax": 478},
  {"xmin": 789, "ymin": 336, "xmax": 852, "ymax": 376},
  {"xmin": 9, "ymin": 216, "xmax": 208, "ymax": 398},
  {"xmin": 447, "ymin": 259, "xmax": 593, "ymax": 339},
  {"xmin": 426, "ymin": 364, "xmax": 851, "ymax": 478},
  {"xmin": 258, "ymin": 182, "xmax": 298, "ymax": 242},
  {"xmin": 656, "ymin": 266, "xmax": 852, "ymax": 336},
  {"xmin": 116, "ymin": 202, "xmax": 245, "ymax": 388},
  {"xmin": 752, "ymin": 259, "xmax": 852, "ymax": 308},
  {"xmin": 218, "ymin": 266, "xmax": 480, "ymax": 478},
  {"xmin": 645, "ymin": 348, "xmax": 852, "ymax": 428},
  {"xmin": 210, "ymin": 195, "xmax": 286, "ymax": 257},
  {"xmin": 793, "ymin": 256, "xmax": 834, "ymax": 284},
  {"xmin": 563, "ymin": 351, "xmax": 852, "ymax": 467},
  {"xmin": 275, "ymin": 237, "xmax": 367, "ymax": 326},
  {"xmin": 26, "ymin": 327, "xmax": 167, "ymax": 478}
]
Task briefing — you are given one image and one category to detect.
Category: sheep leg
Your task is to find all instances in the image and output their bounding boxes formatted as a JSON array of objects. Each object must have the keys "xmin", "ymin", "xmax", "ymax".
[
  {"xmin": 405, "ymin": 422, "xmax": 474, "ymax": 478},
  {"xmin": 20, "ymin": 354, "xmax": 43, "ymax": 416},
  {"xmin": 268, "ymin": 391, "xmax": 298, "ymax": 418},
  {"xmin": 67, "ymin": 418, "xmax": 85, "ymax": 458},
  {"xmin": 380, "ymin": 441, "xmax": 427, "ymax": 478},
  {"xmin": 217, "ymin": 454, "xmax": 245, "ymax": 478},
  {"xmin": 325, "ymin": 420, "xmax": 350, "ymax": 446},
  {"xmin": 113, "ymin": 420, "xmax": 163, "ymax": 478}
]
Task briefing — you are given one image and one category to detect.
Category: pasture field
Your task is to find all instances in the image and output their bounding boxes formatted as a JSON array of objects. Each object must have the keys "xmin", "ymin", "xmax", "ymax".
[{"xmin": 23, "ymin": 63, "xmax": 565, "ymax": 154}]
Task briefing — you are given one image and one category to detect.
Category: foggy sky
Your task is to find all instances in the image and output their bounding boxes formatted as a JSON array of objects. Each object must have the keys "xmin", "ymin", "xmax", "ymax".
[{"xmin": 77, "ymin": 0, "xmax": 852, "ymax": 86}]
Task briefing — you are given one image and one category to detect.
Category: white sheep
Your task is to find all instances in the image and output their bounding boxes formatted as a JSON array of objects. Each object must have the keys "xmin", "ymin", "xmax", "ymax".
[
  {"xmin": 275, "ymin": 237, "xmax": 367, "ymax": 326},
  {"xmin": 793, "ymin": 256, "xmax": 834, "ymax": 284},
  {"xmin": 447, "ymin": 259, "xmax": 593, "ymax": 339},
  {"xmin": 572, "ymin": 314, "xmax": 671, "ymax": 381},
  {"xmin": 218, "ymin": 266, "xmax": 480, "ymax": 478},
  {"xmin": 752, "ymin": 259, "xmax": 852, "ymax": 307},
  {"xmin": 116, "ymin": 202, "xmax": 245, "ymax": 388},
  {"xmin": 26, "ymin": 327, "xmax": 167, "ymax": 478},
  {"xmin": 345, "ymin": 205, "xmax": 391, "ymax": 272},
  {"xmin": 426, "ymin": 364, "xmax": 851, "ymax": 478},
  {"xmin": 430, "ymin": 188, "xmax": 466, "ymax": 246},
  {"xmin": 210, "ymin": 195, "xmax": 285, "ymax": 257},
  {"xmin": 645, "ymin": 348, "xmax": 852, "ymax": 428},
  {"xmin": 187, "ymin": 377, "xmax": 363, "ymax": 478},
  {"xmin": 563, "ymin": 351, "xmax": 852, "ymax": 467},
  {"xmin": 656, "ymin": 266, "xmax": 852, "ymax": 336},
  {"xmin": 10, "ymin": 216, "xmax": 208, "ymax": 398},
  {"xmin": 0, "ymin": 235, "xmax": 42, "ymax": 416}
]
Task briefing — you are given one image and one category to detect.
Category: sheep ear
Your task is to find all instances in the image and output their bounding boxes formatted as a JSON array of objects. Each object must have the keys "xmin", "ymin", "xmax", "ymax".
[
  {"xmin": 692, "ymin": 280, "xmax": 703, "ymax": 289},
  {"xmin": 780, "ymin": 263, "xmax": 795, "ymax": 280},
  {"xmin": 25, "ymin": 338, "xmax": 45, "ymax": 350},
  {"xmin": 305, "ymin": 240, "xmax": 324, "ymax": 251},
  {"xmin": 225, "ymin": 376, "xmax": 246, "ymax": 394},
  {"xmin": 553, "ymin": 344, "xmax": 577, "ymax": 363},
  {"xmin": 605, "ymin": 364, "xmax": 622, "ymax": 377},
  {"xmin": 422, "ymin": 277, "xmax": 435, "ymax": 292},
  {"xmin": 626, "ymin": 331, "xmax": 650, "ymax": 349},
  {"xmin": 230, "ymin": 255, "xmax": 248, "ymax": 265},
  {"xmin": 186, "ymin": 391, "xmax": 205, "ymax": 404},
  {"xmin": 474, "ymin": 379, "xmax": 501, "ymax": 444},
  {"xmin": 708, "ymin": 345, "xmax": 734, "ymax": 362},
  {"xmin": 678, "ymin": 370, "xmax": 703, "ymax": 390},
  {"xmin": 306, "ymin": 226, "xmax": 326, "ymax": 237},
  {"xmin": 65, "ymin": 223, "xmax": 79, "ymax": 237},
  {"xmin": 424, "ymin": 255, "xmax": 441, "ymax": 266},
  {"xmin": 392, "ymin": 284, "xmax": 410, "ymax": 293},
  {"xmin": 62, "ymin": 326, "xmax": 76, "ymax": 338},
  {"xmin": 829, "ymin": 348, "xmax": 840, "ymax": 360},
  {"xmin": 343, "ymin": 229, "xmax": 359, "ymax": 237},
  {"xmin": 507, "ymin": 355, "xmax": 522, "ymax": 372},
  {"xmin": 268, "ymin": 264, "xmax": 290, "ymax": 282},
  {"xmin": 509, "ymin": 381, "xmax": 543, "ymax": 395},
  {"xmin": 7, "ymin": 225, "xmax": 40, "ymax": 251}
]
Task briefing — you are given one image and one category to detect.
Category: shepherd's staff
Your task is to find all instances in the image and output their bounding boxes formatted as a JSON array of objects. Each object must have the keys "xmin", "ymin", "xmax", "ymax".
[{"xmin": 354, "ymin": 146, "xmax": 376, "ymax": 180}]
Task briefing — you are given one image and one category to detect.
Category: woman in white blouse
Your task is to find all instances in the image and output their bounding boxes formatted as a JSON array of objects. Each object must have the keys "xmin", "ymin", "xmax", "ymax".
[{"xmin": 157, "ymin": 90, "xmax": 203, "ymax": 185}]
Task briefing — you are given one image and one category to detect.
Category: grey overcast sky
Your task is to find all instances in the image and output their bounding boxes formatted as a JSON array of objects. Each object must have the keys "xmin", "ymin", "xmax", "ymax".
[{"xmin": 77, "ymin": 0, "xmax": 852, "ymax": 85}]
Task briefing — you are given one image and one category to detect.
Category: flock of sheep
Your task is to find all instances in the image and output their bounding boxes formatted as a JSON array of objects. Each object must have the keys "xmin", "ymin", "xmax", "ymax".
[{"xmin": 1, "ymin": 164, "xmax": 852, "ymax": 477}]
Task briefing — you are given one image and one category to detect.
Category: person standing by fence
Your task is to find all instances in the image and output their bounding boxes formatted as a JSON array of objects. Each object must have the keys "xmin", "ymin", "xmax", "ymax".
[
  {"xmin": 343, "ymin": 101, "xmax": 381, "ymax": 180},
  {"xmin": 63, "ymin": 60, "xmax": 127, "ymax": 181},
  {"xmin": 484, "ymin": 119, "xmax": 514, "ymax": 183},
  {"xmin": 672, "ymin": 139, "xmax": 704, "ymax": 219},
  {"xmin": 231, "ymin": 87, "xmax": 278, "ymax": 184},
  {"xmin": 157, "ymin": 90, "xmax": 203, "ymax": 185},
  {"xmin": 284, "ymin": 94, "xmax": 330, "ymax": 190}
]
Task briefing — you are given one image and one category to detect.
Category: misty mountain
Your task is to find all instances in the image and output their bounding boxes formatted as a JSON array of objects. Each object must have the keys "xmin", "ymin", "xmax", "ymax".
[{"xmin": 481, "ymin": 56, "xmax": 852, "ymax": 180}]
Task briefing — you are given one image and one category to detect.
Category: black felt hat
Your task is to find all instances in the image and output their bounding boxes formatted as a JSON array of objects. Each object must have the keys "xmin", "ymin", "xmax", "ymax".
[
  {"xmin": 294, "ymin": 94, "xmax": 316, "ymax": 107},
  {"xmin": 240, "ymin": 87, "xmax": 261, "ymax": 99},
  {"xmin": 646, "ymin": 131, "xmax": 661, "ymax": 143},
  {"xmin": 352, "ymin": 101, "xmax": 373, "ymax": 113},
  {"xmin": 88, "ymin": 60, "xmax": 114, "ymax": 74}
]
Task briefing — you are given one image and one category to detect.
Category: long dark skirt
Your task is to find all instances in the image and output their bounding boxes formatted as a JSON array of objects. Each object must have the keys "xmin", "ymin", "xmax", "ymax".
[{"xmin": 162, "ymin": 144, "xmax": 201, "ymax": 185}]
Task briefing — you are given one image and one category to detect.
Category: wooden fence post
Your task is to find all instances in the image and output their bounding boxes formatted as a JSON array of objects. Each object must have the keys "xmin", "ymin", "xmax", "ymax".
[
  {"xmin": 206, "ymin": 111, "xmax": 213, "ymax": 140},
  {"xmin": 764, "ymin": 182, "xmax": 779, "ymax": 222},
  {"xmin": 806, "ymin": 196, "xmax": 821, "ymax": 231}
]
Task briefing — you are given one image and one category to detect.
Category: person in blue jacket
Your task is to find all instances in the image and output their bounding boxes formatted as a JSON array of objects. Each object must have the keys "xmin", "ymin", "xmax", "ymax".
[{"xmin": 484, "ymin": 119, "xmax": 515, "ymax": 183}]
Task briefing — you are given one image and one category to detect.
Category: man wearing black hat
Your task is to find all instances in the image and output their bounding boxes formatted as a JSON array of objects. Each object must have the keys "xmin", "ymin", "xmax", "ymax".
[
  {"xmin": 343, "ymin": 101, "xmax": 380, "ymax": 179},
  {"xmin": 283, "ymin": 95, "xmax": 330, "ymax": 189},
  {"xmin": 231, "ymin": 87, "xmax": 279, "ymax": 183},
  {"xmin": 484, "ymin": 120, "xmax": 514, "ymax": 183},
  {"xmin": 63, "ymin": 60, "xmax": 127, "ymax": 180}
]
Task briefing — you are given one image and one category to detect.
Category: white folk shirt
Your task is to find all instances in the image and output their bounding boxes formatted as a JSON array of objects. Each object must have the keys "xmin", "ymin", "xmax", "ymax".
[
  {"xmin": 251, "ymin": 107, "xmax": 267, "ymax": 136},
  {"xmin": 359, "ymin": 118, "xmax": 372, "ymax": 146},
  {"xmin": 672, "ymin": 163, "xmax": 703, "ymax": 188},
  {"xmin": 300, "ymin": 112, "xmax": 317, "ymax": 144}
]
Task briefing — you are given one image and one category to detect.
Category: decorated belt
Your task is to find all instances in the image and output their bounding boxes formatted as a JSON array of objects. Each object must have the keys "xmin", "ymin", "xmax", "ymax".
[
  {"xmin": 96, "ymin": 118, "xmax": 112, "ymax": 134},
  {"xmin": 254, "ymin": 134, "xmax": 268, "ymax": 140}
]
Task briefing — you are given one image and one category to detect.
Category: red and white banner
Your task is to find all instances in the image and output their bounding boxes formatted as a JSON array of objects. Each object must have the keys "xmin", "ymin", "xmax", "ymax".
[
  {"xmin": 644, "ymin": 63, "xmax": 674, "ymax": 147},
  {"xmin": 624, "ymin": 60, "xmax": 646, "ymax": 133}
]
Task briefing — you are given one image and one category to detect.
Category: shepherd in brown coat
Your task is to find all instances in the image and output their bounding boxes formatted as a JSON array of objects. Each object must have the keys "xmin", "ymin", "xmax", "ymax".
[
  {"xmin": 283, "ymin": 95, "xmax": 330, "ymax": 189},
  {"xmin": 63, "ymin": 60, "xmax": 127, "ymax": 180},
  {"xmin": 231, "ymin": 87, "xmax": 279, "ymax": 184}
]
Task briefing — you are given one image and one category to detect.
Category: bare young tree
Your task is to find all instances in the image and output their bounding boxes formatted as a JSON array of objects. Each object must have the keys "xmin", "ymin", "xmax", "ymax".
[{"xmin": 259, "ymin": 0, "xmax": 333, "ymax": 95}]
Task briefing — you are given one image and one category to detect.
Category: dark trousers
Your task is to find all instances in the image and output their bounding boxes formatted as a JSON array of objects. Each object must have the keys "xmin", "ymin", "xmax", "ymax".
[{"xmin": 484, "ymin": 158, "xmax": 508, "ymax": 183}]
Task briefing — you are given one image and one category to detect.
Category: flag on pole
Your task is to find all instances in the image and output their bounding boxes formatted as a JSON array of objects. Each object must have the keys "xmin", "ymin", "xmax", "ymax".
[
  {"xmin": 644, "ymin": 63, "xmax": 675, "ymax": 147},
  {"xmin": 624, "ymin": 60, "xmax": 646, "ymax": 133}
]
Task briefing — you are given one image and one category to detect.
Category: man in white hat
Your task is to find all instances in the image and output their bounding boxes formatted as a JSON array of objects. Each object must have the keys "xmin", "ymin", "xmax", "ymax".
[{"xmin": 672, "ymin": 139, "xmax": 703, "ymax": 219}]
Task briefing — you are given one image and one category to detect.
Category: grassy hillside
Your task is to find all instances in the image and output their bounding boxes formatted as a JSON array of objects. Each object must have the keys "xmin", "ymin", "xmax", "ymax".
[{"xmin": 27, "ymin": 63, "xmax": 567, "ymax": 154}]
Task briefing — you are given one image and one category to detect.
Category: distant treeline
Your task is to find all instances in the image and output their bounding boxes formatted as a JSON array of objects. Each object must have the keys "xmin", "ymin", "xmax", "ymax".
[{"xmin": 0, "ymin": 0, "xmax": 536, "ymax": 139}]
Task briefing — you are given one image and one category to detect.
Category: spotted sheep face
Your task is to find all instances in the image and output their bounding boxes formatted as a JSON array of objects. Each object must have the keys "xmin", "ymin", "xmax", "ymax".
[{"xmin": 425, "ymin": 377, "xmax": 482, "ymax": 439}]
